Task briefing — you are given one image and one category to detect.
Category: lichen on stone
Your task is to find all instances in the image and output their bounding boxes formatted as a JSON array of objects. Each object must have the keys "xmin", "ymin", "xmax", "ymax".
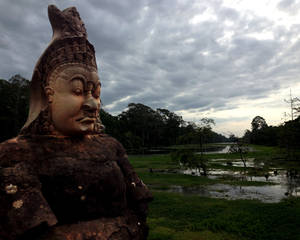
[
  {"xmin": 12, "ymin": 199, "xmax": 23, "ymax": 209},
  {"xmin": 5, "ymin": 184, "xmax": 18, "ymax": 194}
]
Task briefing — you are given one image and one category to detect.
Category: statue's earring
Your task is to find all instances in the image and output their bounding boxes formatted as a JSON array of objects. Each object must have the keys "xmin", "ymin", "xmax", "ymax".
[
  {"xmin": 45, "ymin": 87, "xmax": 54, "ymax": 103},
  {"xmin": 41, "ymin": 86, "xmax": 55, "ymax": 134}
]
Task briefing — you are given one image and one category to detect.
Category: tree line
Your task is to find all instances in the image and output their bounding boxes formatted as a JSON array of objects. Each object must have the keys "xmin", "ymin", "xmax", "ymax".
[
  {"xmin": 0, "ymin": 75, "xmax": 229, "ymax": 150},
  {"xmin": 101, "ymin": 103, "xmax": 229, "ymax": 151},
  {"xmin": 242, "ymin": 115, "xmax": 300, "ymax": 160},
  {"xmin": 0, "ymin": 75, "xmax": 30, "ymax": 141}
]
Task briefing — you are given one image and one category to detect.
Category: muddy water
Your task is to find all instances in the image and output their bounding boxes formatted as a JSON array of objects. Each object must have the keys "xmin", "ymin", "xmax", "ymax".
[
  {"xmin": 167, "ymin": 181, "xmax": 300, "ymax": 203},
  {"xmin": 197, "ymin": 144, "xmax": 253, "ymax": 155},
  {"xmin": 176, "ymin": 157, "xmax": 300, "ymax": 202},
  {"xmin": 198, "ymin": 145, "xmax": 231, "ymax": 154}
]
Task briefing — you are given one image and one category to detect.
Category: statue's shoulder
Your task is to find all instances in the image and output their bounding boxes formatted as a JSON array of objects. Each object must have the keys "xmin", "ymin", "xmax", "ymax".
[
  {"xmin": 0, "ymin": 136, "xmax": 29, "ymax": 152},
  {"xmin": 0, "ymin": 136, "xmax": 32, "ymax": 166},
  {"xmin": 93, "ymin": 133, "xmax": 122, "ymax": 145}
]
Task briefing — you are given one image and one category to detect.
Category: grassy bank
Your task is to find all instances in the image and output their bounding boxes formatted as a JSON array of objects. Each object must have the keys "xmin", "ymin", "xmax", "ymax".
[
  {"xmin": 129, "ymin": 147, "xmax": 279, "ymax": 189},
  {"xmin": 148, "ymin": 191, "xmax": 300, "ymax": 240},
  {"xmin": 128, "ymin": 144, "xmax": 300, "ymax": 240}
]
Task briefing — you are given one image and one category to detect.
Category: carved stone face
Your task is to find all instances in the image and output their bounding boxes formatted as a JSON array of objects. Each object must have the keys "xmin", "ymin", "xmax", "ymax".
[{"xmin": 47, "ymin": 64, "xmax": 101, "ymax": 136}]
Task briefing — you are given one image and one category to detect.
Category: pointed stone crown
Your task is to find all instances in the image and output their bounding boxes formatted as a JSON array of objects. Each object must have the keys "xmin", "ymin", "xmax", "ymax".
[
  {"xmin": 21, "ymin": 5, "xmax": 100, "ymax": 133},
  {"xmin": 36, "ymin": 5, "xmax": 97, "ymax": 87}
]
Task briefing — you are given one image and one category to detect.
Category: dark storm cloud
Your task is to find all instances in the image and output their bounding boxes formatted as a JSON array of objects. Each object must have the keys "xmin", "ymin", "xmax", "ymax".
[
  {"xmin": 0, "ymin": 0, "xmax": 50, "ymax": 79},
  {"xmin": 1, "ymin": 0, "xmax": 300, "ymax": 124}
]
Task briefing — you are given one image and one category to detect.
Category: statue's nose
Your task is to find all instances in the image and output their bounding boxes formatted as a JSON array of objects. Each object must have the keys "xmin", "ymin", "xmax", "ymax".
[{"xmin": 83, "ymin": 93, "xmax": 99, "ymax": 111}]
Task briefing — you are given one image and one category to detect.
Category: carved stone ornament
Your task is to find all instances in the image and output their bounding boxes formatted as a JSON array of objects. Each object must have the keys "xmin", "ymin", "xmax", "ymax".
[
  {"xmin": 20, "ymin": 5, "xmax": 101, "ymax": 136},
  {"xmin": 0, "ymin": 5, "xmax": 152, "ymax": 240}
]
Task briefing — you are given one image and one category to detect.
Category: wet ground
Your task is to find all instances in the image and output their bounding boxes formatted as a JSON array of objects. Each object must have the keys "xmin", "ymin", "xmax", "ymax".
[
  {"xmin": 200, "ymin": 145, "xmax": 231, "ymax": 154},
  {"xmin": 166, "ymin": 145, "xmax": 300, "ymax": 202},
  {"xmin": 167, "ymin": 175, "xmax": 300, "ymax": 203}
]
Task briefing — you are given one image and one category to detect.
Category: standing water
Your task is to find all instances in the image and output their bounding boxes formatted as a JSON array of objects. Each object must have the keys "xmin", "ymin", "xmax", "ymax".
[{"xmin": 169, "ymin": 145, "xmax": 300, "ymax": 202}]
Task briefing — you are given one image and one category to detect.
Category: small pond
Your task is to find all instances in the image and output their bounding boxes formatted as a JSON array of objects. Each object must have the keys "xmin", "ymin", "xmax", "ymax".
[
  {"xmin": 199, "ymin": 145, "xmax": 231, "ymax": 154},
  {"xmin": 171, "ymin": 157, "xmax": 300, "ymax": 202},
  {"xmin": 129, "ymin": 143, "xmax": 236, "ymax": 155},
  {"xmin": 166, "ymin": 179, "xmax": 300, "ymax": 203},
  {"xmin": 196, "ymin": 144, "xmax": 253, "ymax": 155}
]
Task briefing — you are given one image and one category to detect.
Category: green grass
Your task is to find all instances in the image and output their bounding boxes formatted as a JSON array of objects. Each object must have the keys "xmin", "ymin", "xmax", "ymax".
[
  {"xmin": 129, "ymin": 154, "xmax": 176, "ymax": 169},
  {"xmin": 136, "ymin": 170, "xmax": 276, "ymax": 188},
  {"xmin": 129, "ymin": 152, "xmax": 277, "ymax": 188},
  {"xmin": 168, "ymin": 143, "xmax": 234, "ymax": 150},
  {"xmin": 148, "ymin": 191, "xmax": 300, "ymax": 240},
  {"xmin": 128, "ymin": 145, "xmax": 300, "ymax": 239},
  {"xmin": 136, "ymin": 171, "xmax": 217, "ymax": 188}
]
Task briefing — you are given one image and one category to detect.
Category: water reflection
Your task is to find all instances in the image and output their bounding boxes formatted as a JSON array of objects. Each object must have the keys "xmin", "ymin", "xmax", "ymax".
[
  {"xmin": 177, "ymin": 158, "xmax": 300, "ymax": 202},
  {"xmin": 197, "ymin": 145, "xmax": 231, "ymax": 154},
  {"xmin": 196, "ymin": 145, "xmax": 253, "ymax": 155},
  {"xmin": 166, "ymin": 180, "xmax": 300, "ymax": 203}
]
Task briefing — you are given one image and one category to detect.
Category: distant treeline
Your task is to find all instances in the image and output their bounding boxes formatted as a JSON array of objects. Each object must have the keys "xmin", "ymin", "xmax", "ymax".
[
  {"xmin": 242, "ymin": 115, "xmax": 300, "ymax": 160},
  {"xmin": 101, "ymin": 103, "xmax": 229, "ymax": 150},
  {"xmin": 0, "ymin": 75, "xmax": 30, "ymax": 141},
  {"xmin": 0, "ymin": 75, "xmax": 230, "ymax": 149}
]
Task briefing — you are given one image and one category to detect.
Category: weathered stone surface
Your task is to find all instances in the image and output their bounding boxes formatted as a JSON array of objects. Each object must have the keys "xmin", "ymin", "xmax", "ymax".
[
  {"xmin": 21, "ymin": 5, "xmax": 98, "ymax": 135},
  {"xmin": 0, "ymin": 5, "xmax": 152, "ymax": 239},
  {"xmin": 0, "ymin": 135, "xmax": 152, "ymax": 239},
  {"xmin": 38, "ymin": 211, "xmax": 147, "ymax": 240}
]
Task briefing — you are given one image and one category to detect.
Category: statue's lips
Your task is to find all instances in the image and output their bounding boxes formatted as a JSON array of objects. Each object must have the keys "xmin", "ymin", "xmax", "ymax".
[{"xmin": 76, "ymin": 117, "xmax": 96, "ymax": 124}]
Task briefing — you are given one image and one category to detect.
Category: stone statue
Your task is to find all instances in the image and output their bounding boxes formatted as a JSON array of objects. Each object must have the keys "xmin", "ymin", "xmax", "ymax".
[{"xmin": 0, "ymin": 5, "xmax": 152, "ymax": 240}]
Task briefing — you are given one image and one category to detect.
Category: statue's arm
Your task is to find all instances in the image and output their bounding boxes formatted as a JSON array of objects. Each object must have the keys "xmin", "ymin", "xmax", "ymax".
[
  {"xmin": 115, "ymin": 141, "xmax": 153, "ymax": 219},
  {"xmin": 0, "ymin": 141, "xmax": 57, "ymax": 240}
]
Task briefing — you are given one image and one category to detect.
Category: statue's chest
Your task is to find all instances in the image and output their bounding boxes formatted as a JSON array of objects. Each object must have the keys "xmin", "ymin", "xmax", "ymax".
[{"xmin": 35, "ymin": 145, "xmax": 127, "ymax": 222}]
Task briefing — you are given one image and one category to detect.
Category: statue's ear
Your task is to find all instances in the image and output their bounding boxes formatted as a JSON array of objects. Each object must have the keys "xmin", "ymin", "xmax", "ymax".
[{"xmin": 45, "ymin": 87, "xmax": 54, "ymax": 103}]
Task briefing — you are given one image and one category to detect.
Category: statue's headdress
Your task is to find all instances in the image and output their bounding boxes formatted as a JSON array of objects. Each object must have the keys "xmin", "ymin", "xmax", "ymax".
[{"xmin": 21, "ymin": 5, "xmax": 102, "ymax": 135}]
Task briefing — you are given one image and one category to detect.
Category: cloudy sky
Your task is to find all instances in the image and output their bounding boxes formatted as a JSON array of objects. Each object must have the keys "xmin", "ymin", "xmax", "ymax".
[{"xmin": 1, "ymin": 0, "xmax": 300, "ymax": 136}]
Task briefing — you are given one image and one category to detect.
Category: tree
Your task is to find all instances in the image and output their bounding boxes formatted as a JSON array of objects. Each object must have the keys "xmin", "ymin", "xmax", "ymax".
[
  {"xmin": 284, "ymin": 89, "xmax": 300, "ymax": 121},
  {"xmin": 117, "ymin": 103, "xmax": 189, "ymax": 149},
  {"xmin": 193, "ymin": 118, "xmax": 215, "ymax": 176},
  {"xmin": 171, "ymin": 149, "xmax": 208, "ymax": 176},
  {"xmin": 229, "ymin": 140, "xmax": 249, "ymax": 168},
  {"xmin": 100, "ymin": 108, "xmax": 121, "ymax": 139},
  {"xmin": 228, "ymin": 134, "xmax": 238, "ymax": 142},
  {"xmin": 118, "ymin": 103, "xmax": 161, "ymax": 149},
  {"xmin": 196, "ymin": 118, "xmax": 215, "ymax": 154},
  {"xmin": 250, "ymin": 116, "xmax": 268, "ymax": 144},
  {"xmin": 156, "ymin": 108, "xmax": 184, "ymax": 146},
  {"xmin": 0, "ymin": 75, "xmax": 30, "ymax": 141},
  {"xmin": 251, "ymin": 116, "xmax": 267, "ymax": 131},
  {"xmin": 278, "ymin": 117, "xmax": 300, "ymax": 160},
  {"xmin": 242, "ymin": 129, "xmax": 251, "ymax": 143}
]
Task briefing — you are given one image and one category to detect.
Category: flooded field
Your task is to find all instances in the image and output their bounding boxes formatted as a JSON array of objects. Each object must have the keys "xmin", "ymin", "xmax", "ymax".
[
  {"xmin": 175, "ymin": 157, "xmax": 300, "ymax": 202},
  {"xmin": 162, "ymin": 144, "xmax": 300, "ymax": 202},
  {"xmin": 129, "ymin": 145, "xmax": 300, "ymax": 240},
  {"xmin": 167, "ymin": 179, "xmax": 300, "ymax": 203},
  {"xmin": 200, "ymin": 145, "xmax": 231, "ymax": 154}
]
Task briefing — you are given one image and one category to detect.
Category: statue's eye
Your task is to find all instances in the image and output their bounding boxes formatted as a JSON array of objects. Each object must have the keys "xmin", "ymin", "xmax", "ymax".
[
  {"xmin": 71, "ymin": 78, "xmax": 84, "ymax": 96},
  {"xmin": 74, "ymin": 88, "xmax": 83, "ymax": 95},
  {"xmin": 93, "ymin": 85, "xmax": 101, "ymax": 99}
]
